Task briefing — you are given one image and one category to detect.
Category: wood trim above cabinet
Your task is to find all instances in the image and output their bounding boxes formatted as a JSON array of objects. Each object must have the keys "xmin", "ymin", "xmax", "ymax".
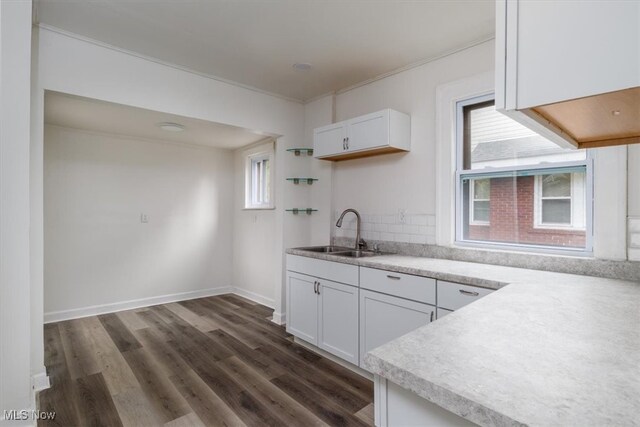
[{"xmin": 319, "ymin": 146, "xmax": 406, "ymax": 161}]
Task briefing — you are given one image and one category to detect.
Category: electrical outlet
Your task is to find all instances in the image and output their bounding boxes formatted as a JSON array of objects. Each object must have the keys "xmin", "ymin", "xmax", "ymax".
[
  {"xmin": 398, "ymin": 209, "xmax": 406, "ymax": 224},
  {"xmin": 140, "ymin": 213, "xmax": 149, "ymax": 223}
]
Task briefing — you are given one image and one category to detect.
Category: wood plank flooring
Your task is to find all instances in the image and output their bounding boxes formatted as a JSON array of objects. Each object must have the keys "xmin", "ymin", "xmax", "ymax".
[{"xmin": 38, "ymin": 294, "xmax": 374, "ymax": 427}]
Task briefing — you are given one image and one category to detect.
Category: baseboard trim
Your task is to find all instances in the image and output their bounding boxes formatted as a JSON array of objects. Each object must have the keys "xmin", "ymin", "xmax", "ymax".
[
  {"xmin": 231, "ymin": 287, "xmax": 275, "ymax": 308},
  {"xmin": 44, "ymin": 286, "xmax": 233, "ymax": 323},
  {"xmin": 271, "ymin": 311, "xmax": 286, "ymax": 325},
  {"xmin": 32, "ymin": 370, "xmax": 50, "ymax": 392}
]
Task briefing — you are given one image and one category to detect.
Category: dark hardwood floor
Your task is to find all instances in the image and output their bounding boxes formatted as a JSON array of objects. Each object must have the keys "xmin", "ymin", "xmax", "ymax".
[{"xmin": 38, "ymin": 294, "xmax": 374, "ymax": 427}]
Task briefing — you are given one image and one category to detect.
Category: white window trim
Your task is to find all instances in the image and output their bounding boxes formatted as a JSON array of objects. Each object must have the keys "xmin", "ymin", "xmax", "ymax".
[
  {"xmin": 533, "ymin": 173, "xmax": 586, "ymax": 231},
  {"xmin": 435, "ymin": 71, "xmax": 495, "ymax": 247},
  {"xmin": 469, "ymin": 179, "xmax": 490, "ymax": 226},
  {"xmin": 453, "ymin": 94, "xmax": 594, "ymax": 256},
  {"xmin": 244, "ymin": 144, "xmax": 275, "ymax": 210}
]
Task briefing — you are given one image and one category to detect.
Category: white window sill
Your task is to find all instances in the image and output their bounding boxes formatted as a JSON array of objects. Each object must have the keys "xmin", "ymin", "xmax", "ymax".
[
  {"xmin": 532, "ymin": 224, "xmax": 586, "ymax": 231},
  {"xmin": 454, "ymin": 240, "xmax": 593, "ymax": 258},
  {"xmin": 243, "ymin": 206, "xmax": 275, "ymax": 211}
]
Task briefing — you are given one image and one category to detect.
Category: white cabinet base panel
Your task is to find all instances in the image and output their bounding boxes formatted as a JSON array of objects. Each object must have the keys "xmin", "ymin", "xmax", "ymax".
[
  {"xmin": 374, "ymin": 376, "xmax": 476, "ymax": 427},
  {"xmin": 293, "ymin": 337, "xmax": 373, "ymax": 381}
]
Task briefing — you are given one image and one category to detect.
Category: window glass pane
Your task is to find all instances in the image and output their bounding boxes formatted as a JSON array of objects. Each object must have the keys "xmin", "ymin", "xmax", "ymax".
[
  {"xmin": 473, "ymin": 179, "xmax": 490, "ymax": 200},
  {"xmin": 263, "ymin": 159, "xmax": 270, "ymax": 203},
  {"xmin": 465, "ymin": 104, "xmax": 585, "ymax": 170},
  {"xmin": 473, "ymin": 200, "xmax": 490, "ymax": 222},
  {"xmin": 541, "ymin": 173, "xmax": 570, "ymax": 198},
  {"xmin": 461, "ymin": 167, "xmax": 586, "ymax": 249},
  {"xmin": 542, "ymin": 199, "xmax": 571, "ymax": 224}
]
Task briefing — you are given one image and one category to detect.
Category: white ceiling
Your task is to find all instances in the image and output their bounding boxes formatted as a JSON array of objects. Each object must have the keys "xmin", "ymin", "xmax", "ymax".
[
  {"xmin": 36, "ymin": 0, "xmax": 495, "ymax": 102},
  {"xmin": 44, "ymin": 91, "xmax": 270, "ymax": 149}
]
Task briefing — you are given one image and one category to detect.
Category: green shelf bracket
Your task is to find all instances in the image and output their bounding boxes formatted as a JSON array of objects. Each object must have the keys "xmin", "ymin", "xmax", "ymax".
[
  {"xmin": 286, "ymin": 178, "xmax": 318, "ymax": 185},
  {"xmin": 286, "ymin": 208, "xmax": 318, "ymax": 215},
  {"xmin": 286, "ymin": 148, "xmax": 314, "ymax": 156}
]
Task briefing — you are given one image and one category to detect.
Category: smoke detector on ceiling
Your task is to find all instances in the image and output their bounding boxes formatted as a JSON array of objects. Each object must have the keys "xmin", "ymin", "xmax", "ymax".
[
  {"xmin": 158, "ymin": 122, "xmax": 185, "ymax": 132},
  {"xmin": 292, "ymin": 62, "xmax": 312, "ymax": 71}
]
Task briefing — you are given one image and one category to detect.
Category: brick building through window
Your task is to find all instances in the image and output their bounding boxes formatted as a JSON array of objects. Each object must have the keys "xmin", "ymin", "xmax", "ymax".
[{"xmin": 456, "ymin": 96, "xmax": 591, "ymax": 252}]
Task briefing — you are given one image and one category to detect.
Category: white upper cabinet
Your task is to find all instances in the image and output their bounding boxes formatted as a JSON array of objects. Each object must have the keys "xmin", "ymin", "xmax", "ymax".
[
  {"xmin": 313, "ymin": 123, "xmax": 347, "ymax": 159},
  {"xmin": 496, "ymin": 0, "xmax": 640, "ymax": 149},
  {"xmin": 313, "ymin": 109, "xmax": 410, "ymax": 161}
]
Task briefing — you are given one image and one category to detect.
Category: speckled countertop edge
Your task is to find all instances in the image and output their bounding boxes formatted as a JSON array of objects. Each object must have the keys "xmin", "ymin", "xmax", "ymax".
[
  {"xmin": 288, "ymin": 248, "xmax": 534, "ymax": 290},
  {"xmin": 286, "ymin": 248, "xmax": 640, "ymax": 427}
]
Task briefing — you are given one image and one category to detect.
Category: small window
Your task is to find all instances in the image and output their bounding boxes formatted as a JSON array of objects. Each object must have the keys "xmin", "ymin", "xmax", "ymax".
[
  {"xmin": 245, "ymin": 147, "xmax": 274, "ymax": 209},
  {"xmin": 455, "ymin": 95, "xmax": 592, "ymax": 253},
  {"xmin": 470, "ymin": 178, "xmax": 490, "ymax": 225},
  {"xmin": 534, "ymin": 172, "xmax": 586, "ymax": 230}
]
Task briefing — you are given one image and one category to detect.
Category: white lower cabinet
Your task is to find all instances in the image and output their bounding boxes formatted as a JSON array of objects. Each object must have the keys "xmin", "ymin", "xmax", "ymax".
[
  {"xmin": 437, "ymin": 281, "xmax": 494, "ymax": 311},
  {"xmin": 318, "ymin": 279, "xmax": 359, "ymax": 364},
  {"xmin": 286, "ymin": 270, "xmax": 359, "ymax": 364},
  {"xmin": 437, "ymin": 308, "xmax": 454, "ymax": 319},
  {"xmin": 359, "ymin": 289, "xmax": 435, "ymax": 368},
  {"xmin": 286, "ymin": 272, "xmax": 319, "ymax": 344},
  {"xmin": 287, "ymin": 256, "xmax": 493, "ymax": 371}
]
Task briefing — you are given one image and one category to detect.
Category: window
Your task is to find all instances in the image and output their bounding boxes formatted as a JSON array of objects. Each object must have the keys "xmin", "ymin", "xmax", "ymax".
[
  {"xmin": 470, "ymin": 178, "xmax": 490, "ymax": 225},
  {"xmin": 455, "ymin": 95, "xmax": 592, "ymax": 253},
  {"xmin": 245, "ymin": 145, "xmax": 274, "ymax": 209},
  {"xmin": 534, "ymin": 173, "xmax": 586, "ymax": 230}
]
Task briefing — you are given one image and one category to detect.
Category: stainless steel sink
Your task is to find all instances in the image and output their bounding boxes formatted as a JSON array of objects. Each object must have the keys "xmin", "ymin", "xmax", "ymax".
[
  {"xmin": 295, "ymin": 245, "xmax": 353, "ymax": 253},
  {"xmin": 295, "ymin": 245, "xmax": 386, "ymax": 258},
  {"xmin": 331, "ymin": 250, "xmax": 379, "ymax": 258}
]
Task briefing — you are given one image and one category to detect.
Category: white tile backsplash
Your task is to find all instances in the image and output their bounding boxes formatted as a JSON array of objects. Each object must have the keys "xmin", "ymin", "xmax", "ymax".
[
  {"xmin": 629, "ymin": 217, "xmax": 640, "ymax": 261},
  {"xmin": 334, "ymin": 211, "xmax": 436, "ymax": 245}
]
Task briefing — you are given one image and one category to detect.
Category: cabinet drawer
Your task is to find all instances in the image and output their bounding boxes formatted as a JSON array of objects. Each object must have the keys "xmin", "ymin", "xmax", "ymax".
[
  {"xmin": 437, "ymin": 281, "xmax": 493, "ymax": 311},
  {"xmin": 286, "ymin": 255, "xmax": 358, "ymax": 286},
  {"xmin": 360, "ymin": 267, "xmax": 435, "ymax": 305}
]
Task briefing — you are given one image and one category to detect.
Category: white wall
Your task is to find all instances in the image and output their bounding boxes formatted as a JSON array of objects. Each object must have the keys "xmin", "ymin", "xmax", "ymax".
[
  {"xmin": 305, "ymin": 95, "xmax": 335, "ymax": 245},
  {"xmin": 43, "ymin": 125, "xmax": 234, "ymax": 320},
  {"xmin": 331, "ymin": 40, "xmax": 495, "ymax": 238},
  {"xmin": 232, "ymin": 140, "xmax": 277, "ymax": 306},
  {"xmin": 1, "ymin": 0, "xmax": 34, "ymax": 420},
  {"xmin": 32, "ymin": 26, "xmax": 304, "ymax": 372},
  {"xmin": 628, "ymin": 144, "xmax": 640, "ymax": 261},
  {"xmin": 329, "ymin": 39, "xmax": 637, "ymax": 262}
]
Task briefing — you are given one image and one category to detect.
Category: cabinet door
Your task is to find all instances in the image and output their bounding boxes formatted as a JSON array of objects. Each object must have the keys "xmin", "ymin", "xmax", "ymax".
[
  {"xmin": 347, "ymin": 111, "xmax": 388, "ymax": 152},
  {"xmin": 437, "ymin": 281, "xmax": 493, "ymax": 311},
  {"xmin": 359, "ymin": 290, "xmax": 434, "ymax": 368},
  {"xmin": 313, "ymin": 123, "xmax": 347, "ymax": 158},
  {"xmin": 286, "ymin": 272, "xmax": 318, "ymax": 345},
  {"xmin": 514, "ymin": 1, "xmax": 639, "ymax": 109},
  {"xmin": 318, "ymin": 279, "xmax": 359, "ymax": 364}
]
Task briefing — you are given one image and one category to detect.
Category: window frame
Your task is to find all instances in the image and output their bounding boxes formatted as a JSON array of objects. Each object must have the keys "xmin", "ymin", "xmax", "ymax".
[
  {"xmin": 454, "ymin": 93, "xmax": 594, "ymax": 255},
  {"xmin": 245, "ymin": 148, "xmax": 275, "ymax": 210}
]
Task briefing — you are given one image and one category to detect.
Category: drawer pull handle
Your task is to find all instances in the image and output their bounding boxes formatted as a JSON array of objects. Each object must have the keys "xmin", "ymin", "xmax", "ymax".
[
  {"xmin": 386, "ymin": 275, "xmax": 401, "ymax": 280},
  {"xmin": 459, "ymin": 289, "xmax": 479, "ymax": 297}
]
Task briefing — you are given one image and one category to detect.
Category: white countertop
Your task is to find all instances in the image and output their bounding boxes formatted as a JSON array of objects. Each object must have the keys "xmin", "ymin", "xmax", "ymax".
[{"xmin": 287, "ymin": 249, "xmax": 640, "ymax": 426}]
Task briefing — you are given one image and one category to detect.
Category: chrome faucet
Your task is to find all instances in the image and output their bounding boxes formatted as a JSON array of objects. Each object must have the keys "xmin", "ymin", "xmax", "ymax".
[{"xmin": 336, "ymin": 209, "xmax": 367, "ymax": 250}]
